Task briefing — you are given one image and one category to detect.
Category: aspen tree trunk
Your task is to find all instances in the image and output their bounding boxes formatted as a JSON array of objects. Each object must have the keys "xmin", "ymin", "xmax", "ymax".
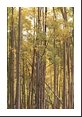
[
  {"xmin": 43, "ymin": 7, "xmax": 47, "ymax": 108},
  {"xmin": 39, "ymin": 8, "xmax": 43, "ymax": 109},
  {"xmin": 35, "ymin": 50, "xmax": 40, "ymax": 108},
  {"xmin": 26, "ymin": 64, "xmax": 28, "ymax": 109},
  {"xmin": 67, "ymin": 39, "xmax": 71, "ymax": 108},
  {"xmin": 53, "ymin": 44, "xmax": 57, "ymax": 109},
  {"xmin": 38, "ymin": 7, "xmax": 42, "ymax": 109},
  {"xmin": 31, "ymin": 48, "xmax": 36, "ymax": 108},
  {"xmin": 63, "ymin": 42, "xmax": 66, "ymax": 109},
  {"xmin": 35, "ymin": 7, "xmax": 40, "ymax": 109},
  {"xmin": 27, "ymin": 64, "xmax": 31, "ymax": 108},
  {"xmin": 57, "ymin": 44, "xmax": 61, "ymax": 109},
  {"xmin": 53, "ymin": 7, "xmax": 57, "ymax": 109},
  {"xmin": 31, "ymin": 8, "xmax": 36, "ymax": 108},
  {"xmin": 70, "ymin": 31, "xmax": 74, "ymax": 108},
  {"xmin": 10, "ymin": 7, "xmax": 14, "ymax": 108},
  {"xmin": 60, "ymin": 7, "xmax": 67, "ymax": 109},
  {"xmin": 22, "ymin": 58, "xmax": 26, "ymax": 108},
  {"xmin": 16, "ymin": 7, "xmax": 21, "ymax": 109},
  {"xmin": 7, "ymin": 8, "xmax": 10, "ymax": 108},
  {"xmin": 39, "ymin": 7, "xmax": 47, "ymax": 109},
  {"xmin": 71, "ymin": 7, "xmax": 74, "ymax": 109},
  {"xmin": 71, "ymin": 45, "xmax": 74, "ymax": 108}
]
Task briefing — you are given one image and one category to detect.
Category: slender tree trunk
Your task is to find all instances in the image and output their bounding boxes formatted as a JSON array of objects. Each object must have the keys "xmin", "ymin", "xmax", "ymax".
[
  {"xmin": 16, "ymin": 7, "xmax": 21, "ymax": 109},
  {"xmin": 31, "ymin": 8, "xmax": 36, "ymax": 108},
  {"xmin": 35, "ymin": 7, "xmax": 40, "ymax": 109},
  {"xmin": 10, "ymin": 7, "xmax": 14, "ymax": 108},
  {"xmin": 35, "ymin": 51, "xmax": 40, "ymax": 109},
  {"xmin": 60, "ymin": 7, "xmax": 67, "ymax": 109},
  {"xmin": 53, "ymin": 7, "xmax": 57, "ymax": 109},
  {"xmin": 27, "ymin": 65, "xmax": 31, "ymax": 109},
  {"xmin": 7, "ymin": 8, "xmax": 10, "ymax": 108},
  {"xmin": 22, "ymin": 58, "xmax": 26, "ymax": 108},
  {"xmin": 53, "ymin": 48, "xmax": 57, "ymax": 109},
  {"xmin": 31, "ymin": 48, "xmax": 36, "ymax": 108},
  {"xmin": 43, "ymin": 7, "xmax": 47, "ymax": 108},
  {"xmin": 71, "ymin": 46, "xmax": 74, "ymax": 109},
  {"xmin": 67, "ymin": 39, "xmax": 71, "ymax": 108},
  {"xmin": 40, "ymin": 7, "xmax": 47, "ymax": 109},
  {"xmin": 71, "ymin": 7, "xmax": 74, "ymax": 109},
  {"xmin": 62, "ymin": 41, "xmax": 66, "ymax": 109}
]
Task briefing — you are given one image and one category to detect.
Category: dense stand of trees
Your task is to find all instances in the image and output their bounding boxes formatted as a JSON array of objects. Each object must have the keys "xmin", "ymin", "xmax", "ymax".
[{"xmin": 7, "ymin": 7, "xmax": 74, "ymax": 109}]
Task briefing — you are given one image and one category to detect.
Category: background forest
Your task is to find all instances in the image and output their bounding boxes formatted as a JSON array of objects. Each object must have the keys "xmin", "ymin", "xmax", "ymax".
[{"xmin": 7, "ymin": 7, "xmax": 74, "ymax": 109}]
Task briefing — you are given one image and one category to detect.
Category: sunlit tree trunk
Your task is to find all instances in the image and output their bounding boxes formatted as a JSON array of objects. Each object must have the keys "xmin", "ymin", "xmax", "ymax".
[
  {"xmin": 10, "ymin": 7, "xmax": 14, "ymax": 108},
  {"xmin": 53, "ymin": 7, "xmax": 57, "ymax": 109},
  {"xmin": 67, "ymin": 38, "xmax": 71, "ymax": 108},
  {"xmin": 71, "ymin": 7, "xmax": 74, "ymax": 109},
  {"xmin": 22, "ymin": 57, "xmax": 26, "ymax": 108},
  {"xmin": 31, "ymin": 8, "xmax": 36, "ymax": 108},
  {"xmin": 60, "ymin": 7, "xmax": 67, "ymax": 109},
  {"xmin": 35, "ymin": 7, "xmax": 40, "ymax": 109},
  {"xmin": 40, "ymin": 7, "xmax": 47, "ymax": 109},
  {"xmin": 43, "ymin": 7, "xmax": 47, "ymax": 108},
  {"xmin": 16, "ymin": 7, "xmax": 21, "ymax": 109},
  {"xmin": 7, "ymin": 7, "xmax": 10, "ymax": 108}
]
